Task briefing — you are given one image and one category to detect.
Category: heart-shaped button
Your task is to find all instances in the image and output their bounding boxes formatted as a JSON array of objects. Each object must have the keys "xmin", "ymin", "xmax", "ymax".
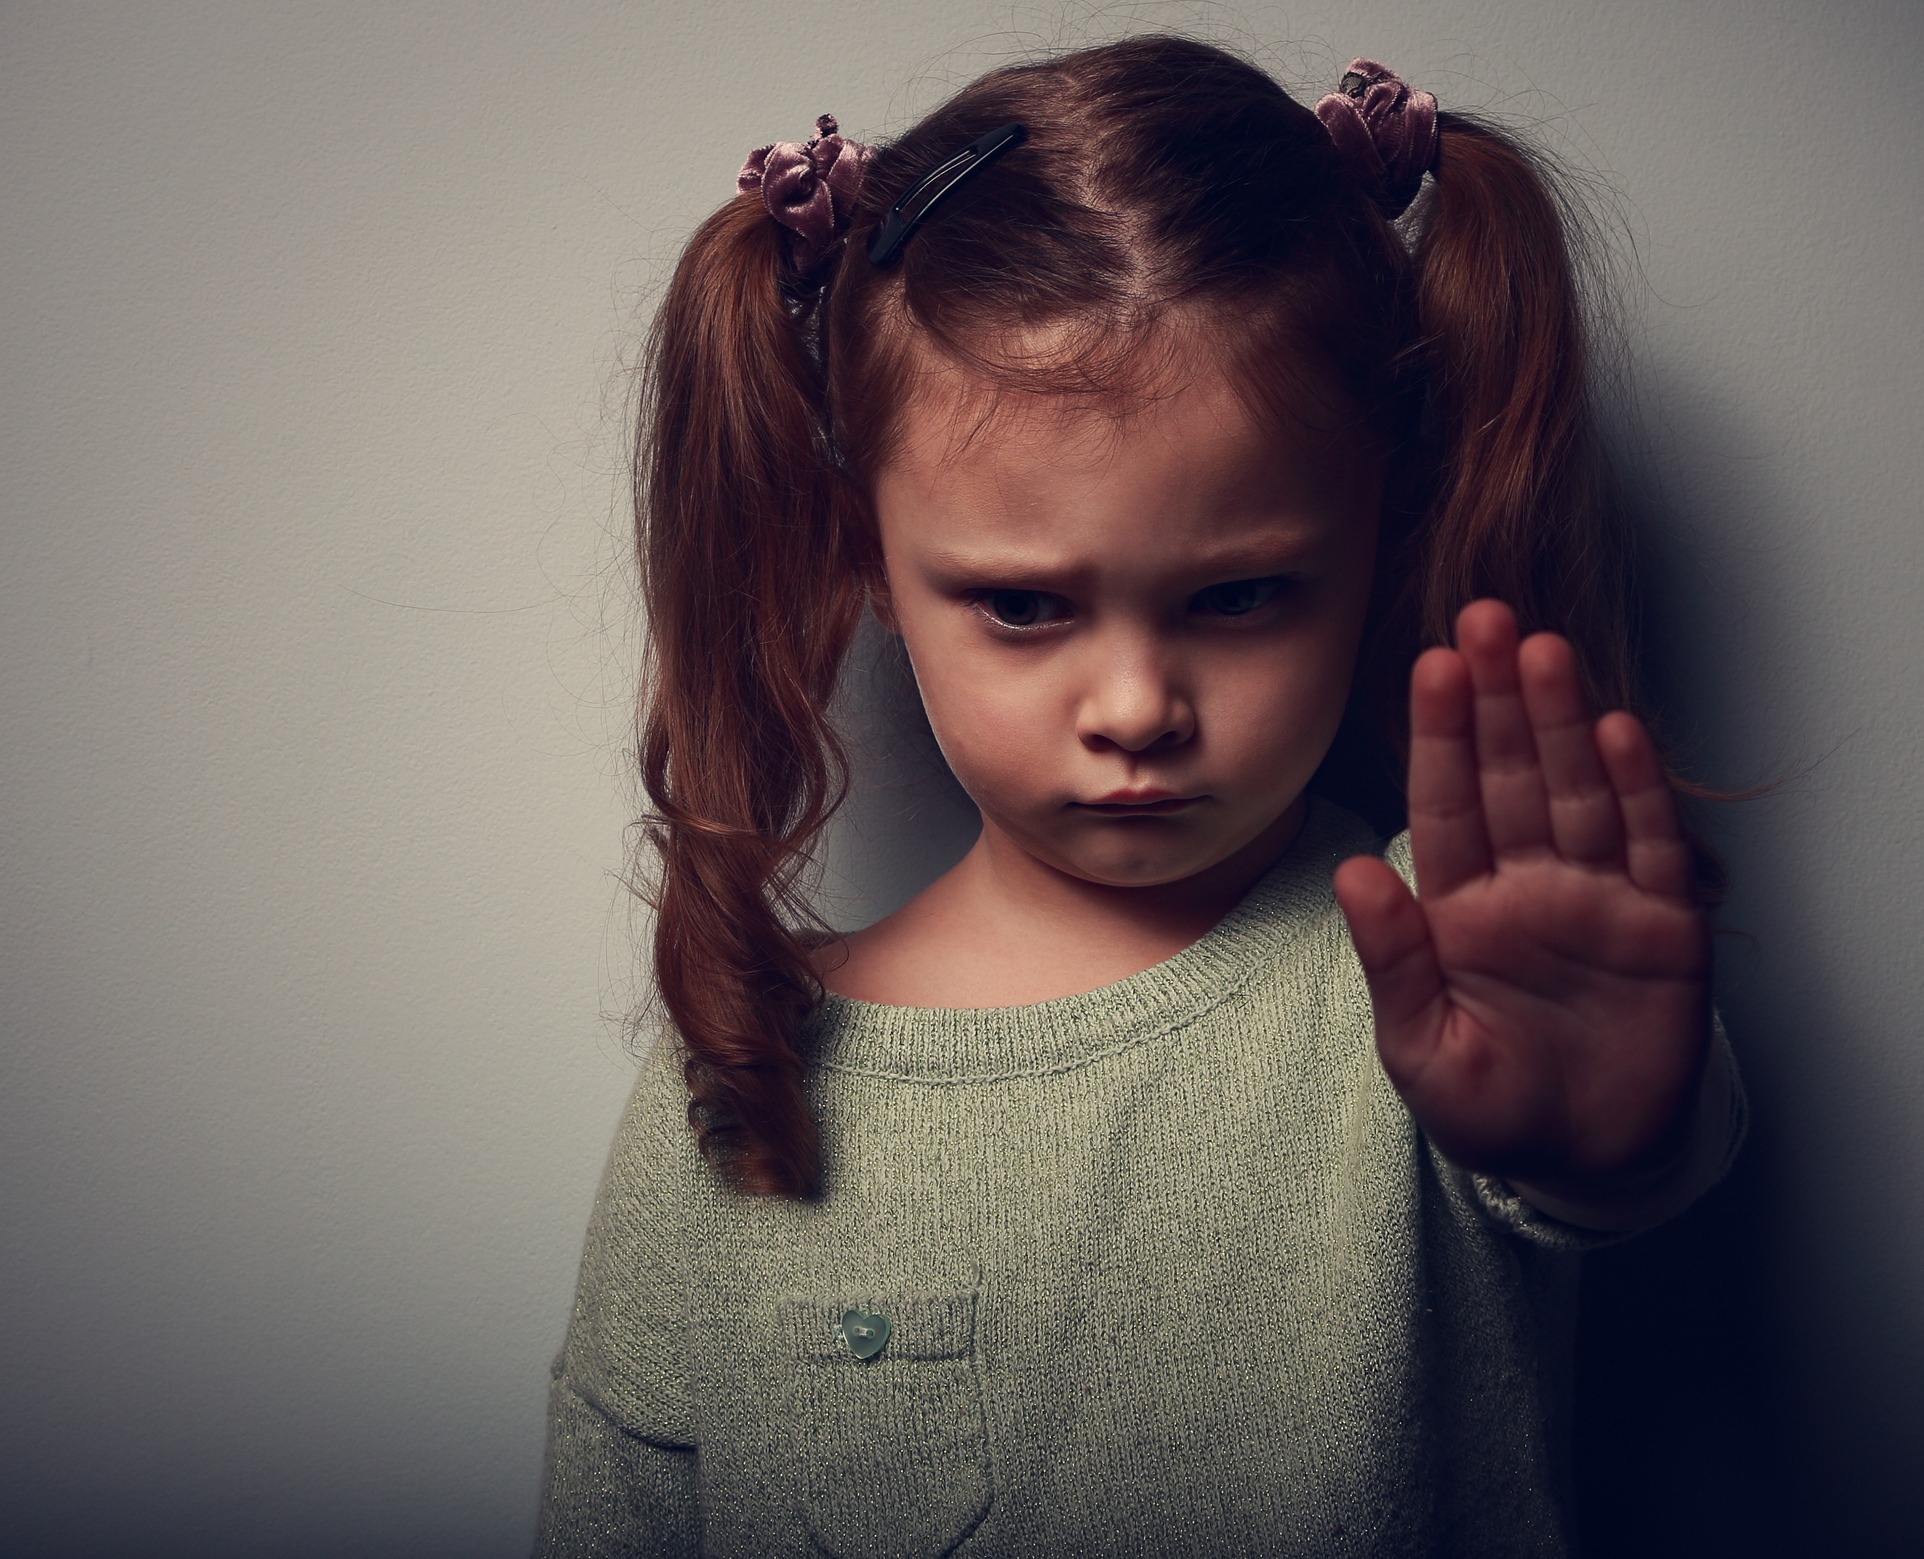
[{"xmin": 837, "ymin": 1308, "xmax": 891, "ymax": 1361}]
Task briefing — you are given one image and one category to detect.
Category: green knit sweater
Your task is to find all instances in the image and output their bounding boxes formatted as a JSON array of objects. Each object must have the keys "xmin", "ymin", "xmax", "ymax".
[{"xmin": 534, "ymin": 799, "xmax": 1739, "ymax": 1557}]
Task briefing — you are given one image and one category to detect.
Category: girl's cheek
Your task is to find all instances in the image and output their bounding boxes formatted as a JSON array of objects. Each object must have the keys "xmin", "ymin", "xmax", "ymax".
[
  {"xmin": 939, "ymin": 689, "xmax": 1048, "ymax": 788},
  {"xmin": 919, "ymin": 672, "xmax": 1059, "ymax": 807}
]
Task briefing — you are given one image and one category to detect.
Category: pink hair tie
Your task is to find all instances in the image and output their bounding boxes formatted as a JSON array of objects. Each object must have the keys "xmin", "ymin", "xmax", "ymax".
[
  {"xmin": 1314, "ymin": 59, "xmax": 1438, "ymax": 220},
  {"xmin": 737, "ymin": 113, "xmax": 875, "ymax": 272}
]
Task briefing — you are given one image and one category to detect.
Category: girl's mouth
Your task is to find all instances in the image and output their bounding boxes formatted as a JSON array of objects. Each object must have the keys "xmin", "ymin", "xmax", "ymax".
[{"xmin": 1075, "ymin": 794, "xmax": 1204, "ymax": 815}]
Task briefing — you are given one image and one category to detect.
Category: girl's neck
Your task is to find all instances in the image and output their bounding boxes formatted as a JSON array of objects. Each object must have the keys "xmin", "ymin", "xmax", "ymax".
[{"xmin": 817, "ymin": 796, "xmax": 1308, "ymax": 1008}]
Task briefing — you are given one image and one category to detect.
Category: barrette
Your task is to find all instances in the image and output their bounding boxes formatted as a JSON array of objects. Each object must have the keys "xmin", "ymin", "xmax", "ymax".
[{"xmin": 866, "ymin": 122, "xmax": 1027, "ymax": 266}]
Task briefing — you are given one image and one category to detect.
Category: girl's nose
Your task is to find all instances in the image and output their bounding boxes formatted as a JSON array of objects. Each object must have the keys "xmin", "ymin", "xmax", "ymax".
[{"xmin": 1075, "ymin": 643, "xmax": 1196, "ymax": 755}]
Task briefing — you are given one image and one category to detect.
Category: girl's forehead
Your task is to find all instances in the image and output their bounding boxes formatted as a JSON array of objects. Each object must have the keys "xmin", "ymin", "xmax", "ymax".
[
  {"xmin": 880, "ymin": 320, "xmax": 1360, "ymax": 477},
  {"xmin": 873, "ymin": 352, "xmax": 1379, "ymax": 562}
]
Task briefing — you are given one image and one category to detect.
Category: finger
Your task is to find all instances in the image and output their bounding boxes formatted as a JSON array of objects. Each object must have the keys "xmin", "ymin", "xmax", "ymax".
[
  {"xmin": 1406, "ymin": 645, "xmax": 1492, "ymax": 895},
  {"xmin": 1456, "ymin": 601, "xmax": 1553, "ymax": 860},
  {"xmin": 1517, "ymin": 632, "xmax": 1625, "ymax": 867},
  {"xmin": 1333, "ymin": 855, "xmax": 1447, "ymax": 1088},
  {"xmin": 1596, "ymin": 711, "xmax": 1693, "ymax": 901}
]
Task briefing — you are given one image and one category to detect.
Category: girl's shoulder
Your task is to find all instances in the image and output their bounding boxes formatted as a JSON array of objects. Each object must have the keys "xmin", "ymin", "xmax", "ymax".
[
  {"xmin": 1383, "ymin": 823, "xmax": 1415, "ymax": 884},
  {"xmin": 591, "ymin": 1029, "xmax": 704, "ymax": 1207},
  {"xmin": 1302, "ymin": 793, "xmax": 1411, "ymax": 889}
]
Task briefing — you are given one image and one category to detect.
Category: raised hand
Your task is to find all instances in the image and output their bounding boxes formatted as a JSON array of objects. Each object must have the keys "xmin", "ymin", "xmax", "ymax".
[{"xmin": 1331, "ymin": 600, "xmax": 1711, "ymax": 1195}]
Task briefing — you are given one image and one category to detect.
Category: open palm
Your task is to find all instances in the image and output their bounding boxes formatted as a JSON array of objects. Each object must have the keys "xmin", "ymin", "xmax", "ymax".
[{"xmin": 1333, "ymin": 600, "xmax": 1711, "ymax": 1191}]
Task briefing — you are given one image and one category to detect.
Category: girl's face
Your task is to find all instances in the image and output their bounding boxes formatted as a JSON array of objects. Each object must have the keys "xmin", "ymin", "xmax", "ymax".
[{"xmin": 869, "ymin": 343, "xmax": 1381, "ymax": 891}]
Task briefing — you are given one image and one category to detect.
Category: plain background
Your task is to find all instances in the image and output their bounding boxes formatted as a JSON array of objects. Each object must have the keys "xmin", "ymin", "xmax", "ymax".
[{"xmin": 3, "ymin": 1, "xmax": 1920, "ymax": 1554}]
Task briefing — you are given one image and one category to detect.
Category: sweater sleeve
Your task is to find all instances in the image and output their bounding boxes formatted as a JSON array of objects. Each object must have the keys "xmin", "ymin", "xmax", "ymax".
[{"xmin": 533, "ymin": 1035, "xmax": 702, "ymax": 1557}]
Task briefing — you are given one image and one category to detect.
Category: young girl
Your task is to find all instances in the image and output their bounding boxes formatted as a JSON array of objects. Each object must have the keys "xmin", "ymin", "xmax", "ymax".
[{"xmin": 535, "ymin": 35, "xmax": 1744, "ymax": 1557}]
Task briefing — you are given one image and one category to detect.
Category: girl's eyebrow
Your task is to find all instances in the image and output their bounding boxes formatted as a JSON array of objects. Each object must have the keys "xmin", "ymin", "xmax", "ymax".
[
  {"xmin": 916, "ymin": 527, "xmax": 1326, "ymax": 586},
  {"xmin": 916, "ymin": 546, "xmax": 1095, "ymax": 588}
]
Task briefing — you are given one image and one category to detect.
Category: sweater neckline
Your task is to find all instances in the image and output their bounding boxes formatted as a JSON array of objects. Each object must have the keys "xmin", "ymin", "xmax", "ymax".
[{"xmin": 805, "ymin": 796, "xmax": 1375, "ymax": 1082}]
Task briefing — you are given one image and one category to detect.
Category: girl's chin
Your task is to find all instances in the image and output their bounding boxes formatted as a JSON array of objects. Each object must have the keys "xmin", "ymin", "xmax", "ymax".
[
  {"xmin": 1039, "ymin": 839, "xmax": 1247, "ymax": 890},
  {"xmin": 1027, "ymin": 805, "xmax": 1304, "ymax": 890},
  {"xmin": 978, "ymin": 803, "xmax": 1292, "ymax": 890}
]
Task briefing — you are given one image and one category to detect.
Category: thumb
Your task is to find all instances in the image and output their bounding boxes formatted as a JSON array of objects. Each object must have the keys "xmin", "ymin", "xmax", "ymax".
[{"xmin": 1332, "ymin": 855, "xmax": 1446, "ymax": 1087}]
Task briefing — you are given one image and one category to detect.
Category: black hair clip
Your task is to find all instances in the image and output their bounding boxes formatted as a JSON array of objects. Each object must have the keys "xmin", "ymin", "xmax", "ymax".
[{"xmin": 866, "ymin": 122, "xmax": 1026, "ymax": 266}]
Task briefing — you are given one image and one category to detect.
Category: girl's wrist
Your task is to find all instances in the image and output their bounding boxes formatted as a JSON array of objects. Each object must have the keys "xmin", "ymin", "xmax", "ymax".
[{"xmin": 1507, "ymin": 1031, "xmax": 1737, "ymax": 1234}]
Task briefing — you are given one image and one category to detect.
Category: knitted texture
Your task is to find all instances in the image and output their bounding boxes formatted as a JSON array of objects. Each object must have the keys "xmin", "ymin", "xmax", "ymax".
[{"xmin": 534, "ymin": 800, "xmax": 1728, "ymax": 1556}]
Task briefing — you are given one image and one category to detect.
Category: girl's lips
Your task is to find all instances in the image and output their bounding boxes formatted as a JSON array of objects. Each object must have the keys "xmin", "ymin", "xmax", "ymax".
[{"xmin": 1075, "ymin": 795, "xmax": 1204, "ymax": 813}]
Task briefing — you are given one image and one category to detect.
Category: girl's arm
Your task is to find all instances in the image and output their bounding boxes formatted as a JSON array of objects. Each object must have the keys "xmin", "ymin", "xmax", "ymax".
[
  {"xmin": 534, "ymin": 1373, "xmax": 699, "ymax": 1558},
  {"xmin": 532, "ymin": 1040, "xmax": 703, "ymax": 1556},
  {"xmin": 1334, "ymin": 599, "xmax": 1735, "ymax": 1230}
]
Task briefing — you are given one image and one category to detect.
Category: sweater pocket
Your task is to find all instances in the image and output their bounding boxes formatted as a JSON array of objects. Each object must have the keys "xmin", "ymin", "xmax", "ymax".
[{"xmin": 777, "ymin": 1289, "xmax": 992, "ymax": 1558}]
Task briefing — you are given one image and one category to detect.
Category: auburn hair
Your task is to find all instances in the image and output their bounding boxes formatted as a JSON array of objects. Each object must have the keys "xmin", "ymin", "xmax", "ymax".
[{"xmin": 636, "ymin": 35, "xmax": 1648, "ymax": 1199}]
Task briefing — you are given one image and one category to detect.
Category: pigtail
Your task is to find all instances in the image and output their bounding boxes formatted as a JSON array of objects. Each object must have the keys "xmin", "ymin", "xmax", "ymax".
[
  {"xmin": 1405, "ymin": 113, "xmax": 1636, "ymax": 715},
  {"xmin": 635, "ymin": 195, "xmax": 862, "ymax": 1199},
  {"xmin": 1399, "ymin": 112, "xmax": 1731, "ymax": 897}
]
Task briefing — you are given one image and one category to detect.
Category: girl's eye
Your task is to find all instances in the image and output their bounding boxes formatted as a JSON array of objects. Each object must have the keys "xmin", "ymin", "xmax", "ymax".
[
  {"xmin": 978, "ymin": 589, "xmax": 1067, "ymax": 630},
  {"xmin": 1193, "ymin": 576, "xmax": 1287, "ymax": 617}
]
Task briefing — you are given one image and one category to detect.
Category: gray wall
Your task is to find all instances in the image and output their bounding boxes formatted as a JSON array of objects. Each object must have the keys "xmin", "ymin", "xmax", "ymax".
[{"xmin": 3, "ymin": 2, "xmax": 1919, "ymax": 1554}]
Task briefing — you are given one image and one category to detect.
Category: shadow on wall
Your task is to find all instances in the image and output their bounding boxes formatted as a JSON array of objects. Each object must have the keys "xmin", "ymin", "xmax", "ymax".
[{"xmin": 1574, "ymin": 378, "xmax": 1924, "ymax": 1557}]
